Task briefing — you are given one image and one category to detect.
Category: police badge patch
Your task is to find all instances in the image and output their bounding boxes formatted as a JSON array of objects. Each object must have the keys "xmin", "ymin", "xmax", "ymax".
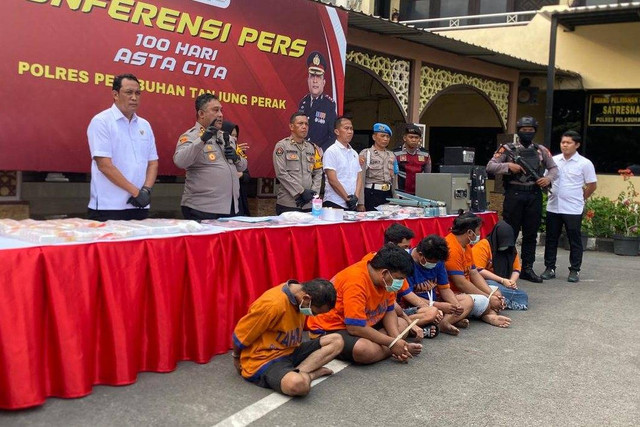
[{"xmin": 276, "ymin": 147, "xmax": 284, "ymax": 156}]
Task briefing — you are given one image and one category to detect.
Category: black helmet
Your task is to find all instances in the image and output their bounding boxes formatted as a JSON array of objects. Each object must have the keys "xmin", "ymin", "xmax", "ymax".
[{"xmin": 516, "ymin": 116, "xmax": 538, "ymax": 130}]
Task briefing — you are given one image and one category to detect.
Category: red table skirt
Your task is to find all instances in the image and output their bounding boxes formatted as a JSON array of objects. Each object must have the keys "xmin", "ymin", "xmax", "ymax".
[{"xmin": 0, "ymin": 213, "xmax": 497, "ymax": 409}]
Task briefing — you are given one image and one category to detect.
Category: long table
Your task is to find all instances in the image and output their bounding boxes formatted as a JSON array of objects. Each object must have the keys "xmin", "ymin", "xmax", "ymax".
[{"xmin": 0, "ymin": 213, "xmax": 497, "ymax": 410}]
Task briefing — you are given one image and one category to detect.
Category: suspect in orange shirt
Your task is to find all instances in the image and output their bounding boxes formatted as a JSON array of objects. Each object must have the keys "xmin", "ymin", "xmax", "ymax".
[
  {"xmin": 307, "ymin": 244, "xmax": 421, "ymax": 365},
  {"xmin": 232, "ymin": 278, "xmax": 343, "ymax": 396}
]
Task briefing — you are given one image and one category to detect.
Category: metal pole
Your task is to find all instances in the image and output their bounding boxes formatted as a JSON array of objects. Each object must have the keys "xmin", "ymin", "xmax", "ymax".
[{"xmin": 544, "ymin": 14, "xmax": 558, "ymax": 148}]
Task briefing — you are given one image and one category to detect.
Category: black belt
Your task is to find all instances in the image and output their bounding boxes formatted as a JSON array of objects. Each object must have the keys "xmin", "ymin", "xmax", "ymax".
[{"xmin": 506, "ymin": 185, "xmax": 539, "ymax": 193}]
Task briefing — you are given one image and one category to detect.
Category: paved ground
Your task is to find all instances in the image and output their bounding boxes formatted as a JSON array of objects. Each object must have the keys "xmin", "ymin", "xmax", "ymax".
[{"xmin": 2, "ymin": 247, "xmax": 639, "ymax": 426}]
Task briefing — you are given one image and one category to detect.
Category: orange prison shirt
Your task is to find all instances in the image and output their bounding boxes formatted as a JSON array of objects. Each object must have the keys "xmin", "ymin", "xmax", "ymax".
[
  {"xmin": 444, "ymin": 233, "xmax": 476, "ymax": 294},
  {"xmin": 232, "ymin": 282, "xmax": 305, "ymax": 380},
  {"xmin": 472, "ymin": 238, "xmax": 521, "ymax": 274},
  {"xmin": 307, "ymin": 258, "xmax": 396, "ymax": 333}
]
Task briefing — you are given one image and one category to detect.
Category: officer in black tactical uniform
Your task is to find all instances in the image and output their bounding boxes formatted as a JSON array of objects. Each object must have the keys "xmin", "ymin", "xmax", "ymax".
[
  {"xmin": 486, "ymin": 116, "xmax": 558, "ymax": 283},
  {"xmin": 298, "ymin": 51, "xmax": 337, "ymax": 152}
]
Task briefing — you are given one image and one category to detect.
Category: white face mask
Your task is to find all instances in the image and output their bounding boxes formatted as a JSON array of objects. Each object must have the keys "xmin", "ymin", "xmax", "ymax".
[
  {"xmin": 298, "ymin": 297, "xmax": 314, "ymax": 316},
  {"xmin": 382, "ymin": 270, "xmax": 403, "ymax": 292},
  {"xmin": 469, "ymin": 230, "xmax": 480, "ymax": 245},
  {"xmin": 420, "ymin": 260, "xmax": 438, "ymax": 269}
]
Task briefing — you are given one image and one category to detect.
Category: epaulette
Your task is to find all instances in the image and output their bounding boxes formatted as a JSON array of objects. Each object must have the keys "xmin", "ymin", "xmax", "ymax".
[{"xmin": 323, "ymin": 94, "xmax": 334, "ymax": 102}]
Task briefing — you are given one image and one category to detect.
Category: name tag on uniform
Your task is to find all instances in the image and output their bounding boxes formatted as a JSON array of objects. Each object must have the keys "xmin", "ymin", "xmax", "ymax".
[
  {"xmin": 399, "ymin": 155, "xmax": 407, "ymax": 162},
  {"xmin": 418, "ymin": 156, "xmax": 425, "ymax": 162}
]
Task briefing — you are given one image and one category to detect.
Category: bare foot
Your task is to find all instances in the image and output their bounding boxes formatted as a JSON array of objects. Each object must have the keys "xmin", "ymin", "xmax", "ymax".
[
  {"xmin": 439, "ymin": 322, "xmax": 460, "ymax": 336},
  {"xmin": 454, "ymin": 319, "xmax": 470, "ymax": 329},
  {"xmin": 309, "ymin": 367, "xmax": 334, "ymax": 381},
  {"xmin": 407, "ymin": 343, "xmax": 422, "ymax": 356},
  {"xmin": 482, "ymin": 313, "xmax": 511, "ymax": 328}
]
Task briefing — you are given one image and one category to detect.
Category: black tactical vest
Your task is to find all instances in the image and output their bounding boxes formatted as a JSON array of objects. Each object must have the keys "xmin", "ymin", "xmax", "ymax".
[{"xmin": 505, "ymin": 143, "xmax": 542, "ymax": 186}]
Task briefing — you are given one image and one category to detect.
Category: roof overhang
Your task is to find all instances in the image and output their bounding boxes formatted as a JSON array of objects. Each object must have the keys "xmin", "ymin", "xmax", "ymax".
[
  {"xmin": 310, "ymin": 1, "xmax": 577, "ymax": 77},
  {"xmin": 549, "ymin": 2, "xmax": 640, "ymax": 31}
]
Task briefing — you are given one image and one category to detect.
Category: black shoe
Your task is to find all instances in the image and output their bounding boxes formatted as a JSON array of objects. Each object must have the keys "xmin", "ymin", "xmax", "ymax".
[
  {"xmin": 520, "ymin": 268, "xmax": 543, "ymax": 283},
  {"xmin": 540, "ymin": 267, "xmax": 556, "ymax": 280},
  {"xmin": 568, "ymin": 270, "xmax": 580, "ymax": 283}
]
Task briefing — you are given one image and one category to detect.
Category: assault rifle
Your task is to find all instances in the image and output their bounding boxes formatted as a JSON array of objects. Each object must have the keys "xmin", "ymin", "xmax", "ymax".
[{"xmin": 504, "ymin": 146, "xmax": 551, "ymax": 194}]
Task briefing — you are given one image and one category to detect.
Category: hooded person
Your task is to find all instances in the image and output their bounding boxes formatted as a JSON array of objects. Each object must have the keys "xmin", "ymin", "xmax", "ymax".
[
  {"xmin": 222, "ymin": 120, "xmax": 251, "ymax": 216},
  {"xmin": 472, "ymin": 220, "xmax": 529, "ymax": 310}
]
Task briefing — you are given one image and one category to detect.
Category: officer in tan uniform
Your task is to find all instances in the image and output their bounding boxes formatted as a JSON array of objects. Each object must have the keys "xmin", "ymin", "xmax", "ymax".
[
  {"xmin": 273, "ymin": 112, "xmax": 323, "ymax": 215},
  {"xmin": 359, "ymin": 123, "xmax": 397, "ymax": 211},
  {"xmin": 174, "ymin": 93, "xmax": 247, "ymax": 220}
]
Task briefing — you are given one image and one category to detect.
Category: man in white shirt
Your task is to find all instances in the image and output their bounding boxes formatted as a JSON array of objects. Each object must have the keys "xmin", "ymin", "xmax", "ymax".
[
  {"xmin": 322, "ymin": 116, "xmax": 364, "ymax": 211},
  {"xmin": 87, "ymin": 74, "xmax": 158, "ymax": 221},
  {"xmin": 541, "ymin": 131, "xmax": 597, "ymax": 283}
]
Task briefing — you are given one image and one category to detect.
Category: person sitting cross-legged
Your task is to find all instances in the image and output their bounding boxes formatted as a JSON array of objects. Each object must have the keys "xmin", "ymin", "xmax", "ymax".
[
  {"xmin": 232, "ymin": 278, "xmax": 343, "ymax": 397},
  {"xmin": 380, "ymin": 224, "xmax": 444, "ymax": 338},
  {"xmin": 472, "ymin": 220, "xmax": 529, "ymax": 310},
  {"xmin": 444, "ymin": 212, "xmax": 512, "ymax": 328},
  {"xmin": 307, "ymin": 244, "xmax": 423, "ymax": 365},
  {"xmin": 405, "ymin": 234, "xmax": 474, "ymax": 336}
]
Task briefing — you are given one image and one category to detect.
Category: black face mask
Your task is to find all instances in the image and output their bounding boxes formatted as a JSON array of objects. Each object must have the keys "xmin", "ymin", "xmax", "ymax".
[{"xmin": 517, "ymin": 131, "xmax": 536, "ymax": 146}]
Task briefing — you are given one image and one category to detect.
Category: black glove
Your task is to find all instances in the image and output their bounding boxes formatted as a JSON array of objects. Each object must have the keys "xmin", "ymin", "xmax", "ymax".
[
  {"xmin": 201, "ymin": 125, "xmax": 217, "ymax": 143},
  {"xmin": 346, "ymin": 194, "xmax": 358, "ymax": 211},
  {"xmin": 295, "ymin": 189, "xmax": 317, "ymax": 207},
  {"xmin": 127, "ymin": 186, "xmax": 152, "ymax": 208},
  {"xmin": 224, "ymin": 145, "xmax": 239, "ymax": 163}
]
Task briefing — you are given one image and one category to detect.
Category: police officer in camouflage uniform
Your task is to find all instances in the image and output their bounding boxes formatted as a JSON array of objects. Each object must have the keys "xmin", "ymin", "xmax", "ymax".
[
  {"xmin": 394, "ymin": 124, "xmax": 431, "ymax": 195},
  {"xmin": 174, "ymin": 94, "xmax": 247, "ymax": 221},
  {"xmin": 359, "ymin": 123, "xmax": 397, "ymax": 211},
  {"xmin": 273, "ymin": 112, "xmax": 323, "ymax": 215},
  {"xmin": 298, "ymin": 51, "xmax": 337, "ymax": 152},
  {"xmin": 486, "ymin": 116, "xmax": 558, "ymax": 283}
]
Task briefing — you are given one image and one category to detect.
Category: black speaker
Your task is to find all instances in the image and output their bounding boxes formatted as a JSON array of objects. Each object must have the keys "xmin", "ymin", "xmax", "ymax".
[
  {"xmin": 443, "ymin": 147, "xmax": 475, "ymax": 165},
  {"xmin": 469, "ymin": 166, "xmax": 487, "ymax": 213}
]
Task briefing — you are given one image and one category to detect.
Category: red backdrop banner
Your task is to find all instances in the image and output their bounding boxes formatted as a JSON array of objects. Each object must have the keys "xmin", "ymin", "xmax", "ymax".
[{"xmin": 0, "ymin": 0, "xmax": 347, "ymax": 177}]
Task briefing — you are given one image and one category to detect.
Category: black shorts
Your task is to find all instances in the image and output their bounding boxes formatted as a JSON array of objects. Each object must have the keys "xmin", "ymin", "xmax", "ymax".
[
  {"xmin": 326, "ymin": 323, "xmax": 385, "ymax": 363},
  {"xmin": 253, "ymin": 340, "xmax": 321, "ymax": 393}
]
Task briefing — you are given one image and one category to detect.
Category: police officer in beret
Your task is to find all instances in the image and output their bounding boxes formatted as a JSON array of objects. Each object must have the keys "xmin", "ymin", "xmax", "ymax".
[
  {"xmin": 359, "ymin": 123, "xmax": 397, "ymax": 211},
  {"xmin": 272, "ymin": 112, "xmax": 323, "ymax": 215},
  {"xmin": 486, "ymin": 116, "xmax": 557, "ymax": 283},
  {"xmin": 174, "ymin": 94, "xmax": 247, "ymax": 220},
  {"xmin": 298, "ymin": 51, "xmax": 337, "ymax": 152},
  {"xmin": 394, "ymin": 124, "xmax": 431, "ymax": 195}
]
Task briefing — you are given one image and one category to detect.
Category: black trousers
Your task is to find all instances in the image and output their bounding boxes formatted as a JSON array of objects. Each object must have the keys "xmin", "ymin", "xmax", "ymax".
[
  {"xmin": 323, "ymin": 200, "xmax": 348, "ymax": 210},
  {"xmin": 363, "ymin": 188, "xmax": 392, "ymax": 211},
  {"xmin": 87, "ymin": 208, "xmax": 149, "ymax": 221},
  {"xmin": 181, "ymin": 201, "xmax": 235, "ymax": 221},
  {"xmin": 502, "ymin": 187, "xmax": 542, "ymax": 269},
  {"xmin": 544, "ymin": 211, "xmax": 583, "ymax": 272},
  {"xmin": 275, "ymin": 204, "xmax": 310, "ymax": 215}
]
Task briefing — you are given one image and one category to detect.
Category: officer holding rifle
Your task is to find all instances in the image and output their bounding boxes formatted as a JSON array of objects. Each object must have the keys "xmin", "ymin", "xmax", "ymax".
[{"xmin": 486, "ymin": 116, "xmax": 557, "ymax": 283}]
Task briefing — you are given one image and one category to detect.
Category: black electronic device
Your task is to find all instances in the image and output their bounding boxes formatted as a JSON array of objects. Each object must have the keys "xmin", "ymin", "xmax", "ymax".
[
  {"xmin": 439, "ymin": 165, "xmax": 474, "ymax": 174},
  {"xmin": 443, "ymin": 146, "xmax": 475, "ymax": 165},
  {"xmin": 469, "ymin": 166, "xmax": 487, "ymax": 213}
]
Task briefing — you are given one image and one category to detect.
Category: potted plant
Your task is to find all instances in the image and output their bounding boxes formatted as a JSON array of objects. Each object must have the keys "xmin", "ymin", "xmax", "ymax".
[{"xmin": 611, "ymin": 170, "xmax": 640, "ymax": 256}]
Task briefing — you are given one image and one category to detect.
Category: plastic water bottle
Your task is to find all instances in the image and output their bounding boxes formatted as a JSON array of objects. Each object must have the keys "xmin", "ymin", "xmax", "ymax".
[{"xmin": 312, "ymin": 196, "xmax": 322, "ymax": 218}]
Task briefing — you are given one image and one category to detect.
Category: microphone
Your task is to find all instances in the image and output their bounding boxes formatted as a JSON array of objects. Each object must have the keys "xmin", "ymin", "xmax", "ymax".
[{"xmin": 221, "ymin": 131, "xmax": 234, "ymax": 164}]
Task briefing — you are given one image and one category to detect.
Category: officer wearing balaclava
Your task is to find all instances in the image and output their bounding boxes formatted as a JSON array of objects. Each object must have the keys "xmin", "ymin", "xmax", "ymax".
[{"xmin": 486, "ymin": 116, "xmax": 558, "ymax": 283}]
